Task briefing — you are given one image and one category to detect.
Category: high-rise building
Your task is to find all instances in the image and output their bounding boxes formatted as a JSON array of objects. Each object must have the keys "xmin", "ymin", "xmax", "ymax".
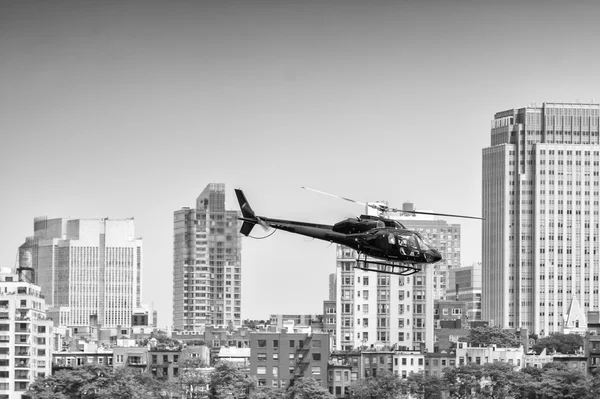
[
  {"xmin": 173, "ymin": 183, "xmax": 242, "ymax": 331},
  {"xmin": 483, "ymin": 102, "xmax": 600, "ymax": 335},
  {"xmin": 0, "ymin": 269, "xmax": 53, "ymax": 398},
  {"xmin": 18, "ymin": 217, "xmax": 142, "ymax": 328}
]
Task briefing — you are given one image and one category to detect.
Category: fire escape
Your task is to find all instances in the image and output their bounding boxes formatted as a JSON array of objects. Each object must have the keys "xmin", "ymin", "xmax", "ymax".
[{"xmin": 288, "ymin": 335, "xmax": 312, "ymax": 389}]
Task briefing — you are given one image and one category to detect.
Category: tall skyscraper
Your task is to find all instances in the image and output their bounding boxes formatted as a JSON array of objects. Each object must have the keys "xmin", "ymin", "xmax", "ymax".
[
  {"xmin": 18, "ymin": 217, "xmax": 142, "ymax": 328},
  {"xmin": 173, "ymin": 183, "xmax": 242, "ymax": 331},
  {"xmin": 483, "ymin": 102, "xmax": 600, "ymax": 335}
]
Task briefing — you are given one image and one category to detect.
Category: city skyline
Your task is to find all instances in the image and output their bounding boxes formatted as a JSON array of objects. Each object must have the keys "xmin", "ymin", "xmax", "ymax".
[{"xmin": 2, "ymin": 0, "xmax": 600, "ymax": 326}]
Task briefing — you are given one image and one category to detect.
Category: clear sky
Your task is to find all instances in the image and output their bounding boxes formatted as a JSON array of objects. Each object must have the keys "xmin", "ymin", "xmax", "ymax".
[{"xmin": 2, "ymin": 0, "xmax": 600, "ymax": 325}]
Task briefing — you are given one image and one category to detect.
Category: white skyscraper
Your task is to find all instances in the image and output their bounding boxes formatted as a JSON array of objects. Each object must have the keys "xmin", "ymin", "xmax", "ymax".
[
  {"xmin": 483, "ymin": 102, "xmax": 600, "ymax": 335},
  {"xmin": 19, "ymin": 217, "xmax": 143, "ymax": 328}
]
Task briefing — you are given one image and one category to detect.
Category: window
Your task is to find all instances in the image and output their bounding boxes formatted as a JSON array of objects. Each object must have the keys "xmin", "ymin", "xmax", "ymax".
[
  {"xmin": 273, "ymin": 367, "xmax": 278, "ymax": 377},
  {"xmin": 257, "ymin": 353, "xmax": 267, "ymax": 362},
  {"xmin": 273, "ymin": 354, "xmax": 279, "ymax": 360},
  {"xmin": 257, "ymin": 366, "xmax": 266, "ymax": 375},
  {"xmin": 312, "ymin": 340, "xmax": 321, "ymax": 348},
  {"xmin": 363, "ymin": 277, "xmax": 369, "ymax": 285},
  {"xmin": 273, "ymin": 340, "xmax": 278, "ymax": 348},
  {"xmin": 363, "ymin": 290, "xmax": 369, "ymax": 300},
  {"xmin": 312, "ymin": 366, "xmax": 321, "ymax": 375},
  {"xmin": 312, "ymin": 353, "xmax": 321, "ymax": 361},
  {"xmin": 257, "ymin": 340, "xmax": 267, "ymax": 348},
  {"xmin": 290, "ymin": 340, "xmax": 295, "ymax": 348}
]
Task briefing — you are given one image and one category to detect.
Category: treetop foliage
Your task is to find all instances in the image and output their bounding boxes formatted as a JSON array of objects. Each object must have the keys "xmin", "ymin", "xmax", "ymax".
[
  {"xmin": 465, "ymin": 326, "xmax": 522, "ymax": 348},
  {"xmin": 531, "ymin": 333, "xmax": 583, "ymax": 355}
]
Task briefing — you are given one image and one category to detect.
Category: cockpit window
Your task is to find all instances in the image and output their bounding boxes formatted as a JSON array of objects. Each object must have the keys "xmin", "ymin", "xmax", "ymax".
[
  {"xmin": 415, "ymin": 234, "xmax": 432, "ymax": 250},
  {"xmin": 388, "ymin": 234, "xmax": 396, "ymax": 245},
  {"xmin": 398, "ymin": 234, "xmax": 417, "ymax": 249}
]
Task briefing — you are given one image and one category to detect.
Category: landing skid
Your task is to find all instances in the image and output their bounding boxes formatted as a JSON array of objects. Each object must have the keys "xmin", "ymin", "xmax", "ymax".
[{"xmin": 354, "ymin": 254, "xmax": 421, "ymax": 276}]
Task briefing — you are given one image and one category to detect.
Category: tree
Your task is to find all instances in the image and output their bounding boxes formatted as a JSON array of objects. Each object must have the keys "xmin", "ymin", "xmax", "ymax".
[
  {"xmin": 536, "ymin": 367, "xmax": 590, "ymax": 399},
  {"xmin": 209, "ymin": 361, "xmax": 256, "ymax": 399},
  {"xmin": 28, "ymin": 364, "xmax": 115, "ymax": 398},
  {"xmin": 171, "ymin": 357, "xmax": 211, "ymax": 398},
  {"xmin": 443, "ymin": 363, "xmax": 484, "ymax": 399},
  {"xmin": 531, "ymin": 333, "xmax": 583, "ymax": 355},
  {"xmin": 347, "ymin": 373, "xmax": 404, "ymax": 399},
  {"xmin": 95, "ymin": 367, "xmax": 163, "ymax": 399},
  {"xmin": 27, "ymin": 364, "xmax": 163, "ymax": 399},
  {"xmin": 405, "ymin": 372, "xmax": 444, "ymax": 399},
  {"xmin": 465, "ymin": 326, "xmax": 521, "ymax": 348},
  {"xmin": 478, "ymin": 362, "xmax": 524, "ymax": 399},
  {"xmin": 286, "ymin": 377, "xmax": 333, "ymax": 399},
  {"xmin": 249, "ymin": 386, "xmax": 286, "ymax": 399}
]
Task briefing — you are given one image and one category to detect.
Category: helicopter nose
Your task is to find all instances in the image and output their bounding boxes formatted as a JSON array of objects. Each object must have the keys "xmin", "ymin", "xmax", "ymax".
[{"xmin": 425, "ymin": 249, "xmax": 442, "ymax": 263}]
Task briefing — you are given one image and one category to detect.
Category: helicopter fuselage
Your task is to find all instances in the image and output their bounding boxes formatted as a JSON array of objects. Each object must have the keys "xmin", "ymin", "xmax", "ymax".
[{"xmin": 238, "ymin": 214, "xmax": 442, "ymax": 265}]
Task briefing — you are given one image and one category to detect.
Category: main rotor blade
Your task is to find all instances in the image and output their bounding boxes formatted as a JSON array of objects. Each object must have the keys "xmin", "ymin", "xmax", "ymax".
[
  {"xmin": 388, "ymin": 208, "xmax": 484, "ymax": 220},
  {"xmin": 301, "ymin": 187, "xmax": 370, "ymax": 208},
  {"xmin": 302, "ymin": 187, "xmax": 484, "ymax": 220}
]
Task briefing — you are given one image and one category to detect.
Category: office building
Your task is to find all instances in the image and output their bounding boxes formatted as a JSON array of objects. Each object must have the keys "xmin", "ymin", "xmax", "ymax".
[
  {"xmin": 447, "ymin": 262, "xmax": 482, "ymax": 321},
  {"xmin": 18, "ymin": 217, "xmax": 143, "ymax": 328},
  {"xmin": 0, "ymin": 269, "xmax": 53, "ymax": 398},
  {"xmin": 483, "ymin": 102, "xmax": 600, "ymax": 335},
  {"xmin": 173, "ymin": 183, "xmax": 242, "ymax": 331}
]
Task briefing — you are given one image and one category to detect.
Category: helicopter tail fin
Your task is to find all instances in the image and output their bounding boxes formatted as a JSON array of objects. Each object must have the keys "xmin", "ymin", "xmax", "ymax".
[{"xmin": 235, "ymin": 189, "xmax": 261, "ymax": 236}]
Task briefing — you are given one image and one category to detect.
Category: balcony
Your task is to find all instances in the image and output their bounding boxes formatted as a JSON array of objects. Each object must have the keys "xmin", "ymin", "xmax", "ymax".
[
  {"xmin": 14, "ymin": 371, "xmax": 29, "ymax": 380},
  {"xmin": 14, "ymin": 359, "xmax": 29, "ymax": 368}
]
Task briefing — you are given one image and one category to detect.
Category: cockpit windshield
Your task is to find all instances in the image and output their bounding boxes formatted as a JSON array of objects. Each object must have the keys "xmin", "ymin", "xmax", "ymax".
[
  {"xmin": 415, "ymin": 233, "xmax": 432, "ymax": 250},
  {"xmin": 393, "ymin": 221, "xmax": 406, "ymax": 229}
]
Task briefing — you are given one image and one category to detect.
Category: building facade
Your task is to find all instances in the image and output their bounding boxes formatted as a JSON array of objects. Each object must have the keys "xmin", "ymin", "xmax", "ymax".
[
  {"xmin": 173, "ymin": 183, "xmax": 242, "ymax": 331},
  {"xmin": 249, "ymin": 332, "xmax": 330, "ymax": 389},
  {"xmin": 18, "ymin": 218, "xmax": 142, "ymax": 328},
  {"xmin": 335, "ymin": 245, "xmax": 416, "ymax": 352},
  {"xmin": 447, "ymin": 262, "xmax": 482, "ymax": 321},
  {"xmin": 483, "ymin": 102, "xmax": 600, "ymax": 335},
  {"xmin": 0, "ymin": 270, "xmax": 53, "ymax": 399}
]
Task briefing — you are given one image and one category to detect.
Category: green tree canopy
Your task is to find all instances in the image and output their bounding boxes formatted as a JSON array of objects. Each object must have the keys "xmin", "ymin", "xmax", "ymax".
[
  {"xmin": 465, "ymin": 326, "xmax": 521, "ymax": 348},
  {"xmin": 209, "ymin": 361, "xmax": 256, "ymax": 399},
  {"xmin": 404, "ymin": 371, "xmax": 444, "ymax": 399},
  {"xmin": 287, "ymin": 377, "xmax": 333, "ymax": 399},
  {"xmin": 531, "ymin": 333, "xmax": 583, "ymax": 355},
  {"xmin": 27, "ymin": 364, "xmax": 163, "ymax": 399},
  {"xmin": 249, "ymin": 386, "xmax": 286, "ymax": 399},
  {"xmin": 348, "ymin": 372, "xmax": 404, "ymax": 399}
]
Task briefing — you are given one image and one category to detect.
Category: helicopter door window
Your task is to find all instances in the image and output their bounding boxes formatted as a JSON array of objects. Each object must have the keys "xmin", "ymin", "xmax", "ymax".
[
  {"xmin": 398, "ymin": 235, "xmax": 409, "ymax": 247},
  {"xmin": 407, "ymin": 235, "xmax": 418, "ymax": 249}
]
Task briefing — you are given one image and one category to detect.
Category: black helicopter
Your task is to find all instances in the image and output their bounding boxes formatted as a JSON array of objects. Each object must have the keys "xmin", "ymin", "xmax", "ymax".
[{"xmin": 235, "ymin": 188, "xmax": 482, "ymax": 276}]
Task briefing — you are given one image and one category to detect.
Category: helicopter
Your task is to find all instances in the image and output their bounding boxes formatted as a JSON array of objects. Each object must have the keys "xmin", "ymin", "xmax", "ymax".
[{"xmin": 235, "ymin": 187, "xmax": 483, "ymax": 276}]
